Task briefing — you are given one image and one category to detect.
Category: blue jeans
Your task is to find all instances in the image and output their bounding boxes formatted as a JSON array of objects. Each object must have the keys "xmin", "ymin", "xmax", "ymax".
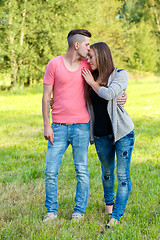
[
  {"xmin": 94, "ymin": 130, "xmax": 134, "ymax": 221},
  {"xmin": 45, "ymin": 122, "xmax": 90, "ymax": 215}
]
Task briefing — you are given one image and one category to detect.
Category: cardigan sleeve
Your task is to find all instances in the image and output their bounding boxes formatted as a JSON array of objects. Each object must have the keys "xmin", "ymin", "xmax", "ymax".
[{"xmin": 98, "ymin": 70, "xmax": 128, "ymax": 100}]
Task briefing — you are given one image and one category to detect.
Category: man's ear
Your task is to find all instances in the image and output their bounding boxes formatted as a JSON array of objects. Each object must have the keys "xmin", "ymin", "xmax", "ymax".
[{"xmin": 74, "ymin": 42, "xmax": 79, "ymax": 50}]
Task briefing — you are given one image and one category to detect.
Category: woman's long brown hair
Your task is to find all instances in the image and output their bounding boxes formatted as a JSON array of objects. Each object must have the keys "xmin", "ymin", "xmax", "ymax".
[
  {"xmin": 91, "ymin": 42, "xmax": 114, "ymax": 86},
  {"xmin": 85, "ymin": 42, "xmax": 114, "ymax": 104}
]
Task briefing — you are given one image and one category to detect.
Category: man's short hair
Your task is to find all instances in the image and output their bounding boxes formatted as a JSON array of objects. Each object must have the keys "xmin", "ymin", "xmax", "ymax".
[
  {"xmin": 67, "ymin": 29, "xmax": 91, "ymax": 48},
  {"xmin": 68, "ymin": 29, "xmax": 91, "ymax": 39}
]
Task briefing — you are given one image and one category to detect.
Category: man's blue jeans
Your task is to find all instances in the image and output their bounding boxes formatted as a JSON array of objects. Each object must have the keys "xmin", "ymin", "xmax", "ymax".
[
  {"xmin": 94, "ymin": 130, "xmax": 135, "ymax": 221},
  {"xmin": 45, "ymin": 122, "xmax": 90, "ymax": 215}
]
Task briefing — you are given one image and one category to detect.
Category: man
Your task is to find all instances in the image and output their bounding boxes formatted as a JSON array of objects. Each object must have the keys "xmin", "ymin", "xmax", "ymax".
[
  {"xmin": 42, "ymin": 29, "xmax": 126, "ymax": 222},
  {"xmin": 42, "ymin": 29, "xmax": 92, "ymax": 222}
]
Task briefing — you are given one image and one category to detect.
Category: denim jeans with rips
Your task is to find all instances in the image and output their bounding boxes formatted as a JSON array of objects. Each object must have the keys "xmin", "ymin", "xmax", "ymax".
[
  {"xmin": 94, "ymin": 130, "xmax": 135, "ymax": 221},
  {"xmin": 44, "ymin": 122, "xmax": 90, "ymax": 215}
]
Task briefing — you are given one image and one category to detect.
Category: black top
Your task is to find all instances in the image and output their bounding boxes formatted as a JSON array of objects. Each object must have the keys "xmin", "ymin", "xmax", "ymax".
[{"xmin": 89, "ymin": 89, "xmax": 113, "ymax": 137}]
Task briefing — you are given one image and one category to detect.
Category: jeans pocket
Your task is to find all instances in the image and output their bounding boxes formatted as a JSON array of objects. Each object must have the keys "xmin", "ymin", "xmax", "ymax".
[
  {"xmin": 51, "ymin": 123, "xmax": 60, "ymax": 129},
  {"xmin": 108, "ymin": 134, "xmax": 114, "ymax": 140},
  {"xmin": 125, "ymin": 130, "xmax": 135, "ymax": 148},
  {"xmin": 126, "ymin": 130, "xmax": 134, "ymax": 139},
  {"xmin": 77, "ymin": 123, "xmax": 90, "ymax": 131}
]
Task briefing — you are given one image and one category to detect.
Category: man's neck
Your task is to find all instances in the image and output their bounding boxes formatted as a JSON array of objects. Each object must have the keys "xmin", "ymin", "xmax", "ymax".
[{"xmin": 63, "ymin": 50, "xmax": 81, "ymax": 72}]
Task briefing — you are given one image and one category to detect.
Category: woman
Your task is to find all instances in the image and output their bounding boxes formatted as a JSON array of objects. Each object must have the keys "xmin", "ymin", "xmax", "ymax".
[{"xmin": 82, "ymin": 42, "xmax": 134, "ymax": 228}]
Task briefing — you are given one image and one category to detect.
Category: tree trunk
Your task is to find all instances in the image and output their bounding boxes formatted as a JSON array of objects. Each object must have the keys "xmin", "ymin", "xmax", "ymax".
[
  {"xmin": 19, "ymin": 0, "xmax": 27, "ymax": 65},
  {"xmin": 151, "ymin": 0, "xmax": 160, "ymax": 32},
  {"xmin": 8, "ymin": 0, "xmax": 18, "ymax": 86}
]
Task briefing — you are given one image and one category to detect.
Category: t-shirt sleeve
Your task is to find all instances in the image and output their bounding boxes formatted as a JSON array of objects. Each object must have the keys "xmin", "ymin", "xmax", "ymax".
[{"xmin": 43, "ymin": 59, "xmax": 55, "ymax": 85}]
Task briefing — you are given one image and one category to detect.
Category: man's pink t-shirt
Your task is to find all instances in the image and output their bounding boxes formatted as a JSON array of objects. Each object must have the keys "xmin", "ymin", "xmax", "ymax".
[{"xmin": 43, "ymin": 56, "xmax": 90, "ymax": 123}]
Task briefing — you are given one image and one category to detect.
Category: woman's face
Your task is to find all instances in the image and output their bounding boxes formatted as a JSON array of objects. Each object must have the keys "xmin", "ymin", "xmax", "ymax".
[{"xmin": 88, "ymin": 48, "xmax": 98, "ymax": 71}]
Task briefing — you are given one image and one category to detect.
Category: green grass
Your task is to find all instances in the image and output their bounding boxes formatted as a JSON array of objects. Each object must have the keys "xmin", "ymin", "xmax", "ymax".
[{"xmin": 0, "ymin": 74, "xmax": 160, "ymax": 240}]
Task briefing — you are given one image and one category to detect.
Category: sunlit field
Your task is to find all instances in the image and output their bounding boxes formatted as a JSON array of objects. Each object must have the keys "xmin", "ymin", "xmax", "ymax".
[{"xmin": 0, "ymin": 73, "xmax": 160, "ymax": 240}]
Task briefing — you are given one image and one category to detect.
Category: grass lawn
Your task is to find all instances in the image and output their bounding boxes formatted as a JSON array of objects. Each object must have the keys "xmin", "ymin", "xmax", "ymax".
[{"xmin": 0, "ymin": 74, "xmax": 160, "ymax": 239}]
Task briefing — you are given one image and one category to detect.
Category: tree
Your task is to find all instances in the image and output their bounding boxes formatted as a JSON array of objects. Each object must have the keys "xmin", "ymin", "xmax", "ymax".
[
  {"xmin": 0, "ymin": 0, "xmax": 101, "ymax": 87},
  {"xmin": 0, "ymin": 0, "xmax": 159, "ymax": 88},
  {"xmin": 119, "ymin": 0, "xmax": 160, "ymax": 72}
]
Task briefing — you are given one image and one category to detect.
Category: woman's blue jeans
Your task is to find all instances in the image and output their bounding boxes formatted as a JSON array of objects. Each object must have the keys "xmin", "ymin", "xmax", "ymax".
[
  {"xmin": 94, "ymin": 130, "xmax": 135, "ymax": 221},
  {"xmin": 45, "ymin": 122, "xmax": 90, "ymax": 215}
]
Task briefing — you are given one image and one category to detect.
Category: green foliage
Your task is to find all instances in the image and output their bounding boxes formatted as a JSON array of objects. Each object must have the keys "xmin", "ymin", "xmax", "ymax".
[
  {"xmin": 119, "ymin": 0, "xmax": 160, "ymax": 72},
  {"xmin": 0, "ymin": 0, "xmax": 101, "ymax": 87},
  {"xmin": 126, "ymin": 21, "xmax": 159, "ymax": 72},
  {"xmin": 0, "ymin": 0, "xmax": 159, "ymax": 88},
  {"xmin": 0, "ymin": 74, "xmax": 160, "ymax": 239}
]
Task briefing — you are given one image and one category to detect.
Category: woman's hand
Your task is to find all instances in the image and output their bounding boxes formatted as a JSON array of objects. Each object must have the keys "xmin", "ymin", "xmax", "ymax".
[
  {"xmin": 82, "ymin": 68, "xmax": 100, "ymax": 94},
  {"xmin": 82, "ymin": 69, "xmax": 95, "ymax": 85}
]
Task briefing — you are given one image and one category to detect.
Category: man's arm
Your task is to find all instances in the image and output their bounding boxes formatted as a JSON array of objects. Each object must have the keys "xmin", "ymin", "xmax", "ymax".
[{"xmin": 42, "ymin": 84, "xmax": 54, "ymax": 145}]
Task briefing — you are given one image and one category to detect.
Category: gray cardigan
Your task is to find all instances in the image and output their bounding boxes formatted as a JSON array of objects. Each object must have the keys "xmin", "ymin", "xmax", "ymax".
[{"xmin": 88, "ymin": 68, "xmax": 134, "ymax": 143}]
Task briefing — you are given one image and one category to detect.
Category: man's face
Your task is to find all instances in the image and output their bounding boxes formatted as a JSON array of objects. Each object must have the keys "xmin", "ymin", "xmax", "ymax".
[{"xmin": 77, "ymin": 37, "xmax": 90, "ymax": 58}]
